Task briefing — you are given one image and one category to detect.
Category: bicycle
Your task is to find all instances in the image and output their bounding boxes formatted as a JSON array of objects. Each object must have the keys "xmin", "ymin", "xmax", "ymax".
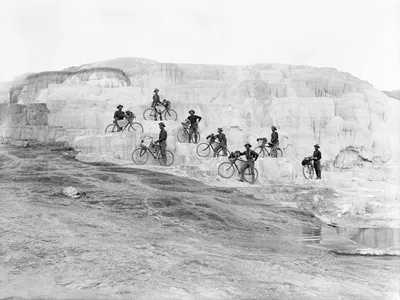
[
  {"xmin": 255, "ymin": 138, "xmax": 283, "ymax": 158},
  {"xmin": 143, "ymin": 105, "xmax": 178, "ymax": 121},
  {"xmin": 131, "ymin": 136, "xmax": 174, "ymax": 166},
  {"xmin": 196, "ymin": 136, "xmax": 230, "ymax": 158},
  {"xmin": 177, "ymin": 122, "xmax": 200, "ymax": 144},
  {"xmin": 105, "ymin": 113, "xmax": 144, "ymax": 134},
  {"xmin": 302, "ymin": 156, "xmax": 314, "ymax": 179},
  {"xmin": 218, "ymin": 155, "xmax": 259, "ymax": 183}
]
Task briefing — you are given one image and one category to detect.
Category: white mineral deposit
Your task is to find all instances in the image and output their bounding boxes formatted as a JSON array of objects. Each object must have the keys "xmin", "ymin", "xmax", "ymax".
[{"xmin": 0, "ymin": 0, "xmax": 399, "ymax": 299}]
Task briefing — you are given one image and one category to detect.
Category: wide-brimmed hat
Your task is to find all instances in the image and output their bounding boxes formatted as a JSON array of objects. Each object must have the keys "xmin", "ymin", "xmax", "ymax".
[
  {"xmin": 189, "ymin": 110, "xmax": 195, "ymax": 114},
  {"xmin": 271, "ymin": 126, "xmax": 277, "ymax": 130},
  {"xmin": 154, "ymin": 88, "xmax": 159, "ymax": 92},
  {"xmin": 159, "ymin": 122, "xmax": 166, "ymax": 127},
  {"xmin": 117, "ymin": 104, "xmax": 123, "ymax": 109},
  {"xmin": 314, "ymin": 144, "xmax": 320, "ymax": 148},
  {"xmin": 217, "ymin": 127, "xmax": 223, "ymax": 131},
  {"xmin": 244, "ymin": 143, "xmax": 252, "ymax": 148}
]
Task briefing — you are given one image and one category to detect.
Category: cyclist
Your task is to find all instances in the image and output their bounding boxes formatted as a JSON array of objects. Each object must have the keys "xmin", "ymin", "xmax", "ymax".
[
  {"xmin": 154, "ymin": 122, "xmax": 167, "ymax": 166},
  {"xmin": 238, "ymin": 143, "xmax": 259, "ymax": 184},
  {"xmin": 151, "ymin": 88, "xmax": 163, "ymax": 121},
  {"xmin": 113, "ymin": 104, "xmax": 127, "ymax": 132},
  {"xmin": 312, "ymin": 144, "xmax": 322, "ymax": 179},
  {"xmin": 187, "ymin": 110, "xmax": 202, "ymax": 143},
  {"xmin": 270, "ymin": 126, "xmax": 279, "ymax": 158},
  {"xmin": 206, "ymin": 128, "xmax": 227, "ymax": 157}
]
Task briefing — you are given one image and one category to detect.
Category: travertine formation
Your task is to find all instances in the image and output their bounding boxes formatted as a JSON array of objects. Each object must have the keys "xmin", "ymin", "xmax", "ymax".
[{"xmin": 1, "ymin": 57, "xmax": 399, "ymax": 174}]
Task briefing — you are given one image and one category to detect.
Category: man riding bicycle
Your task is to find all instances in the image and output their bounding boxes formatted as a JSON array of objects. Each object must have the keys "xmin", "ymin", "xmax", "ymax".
[
  {"xmin": 187, "ymin": 110, "xmax": 202, "ymax": 143},
  {"xmin": 238, "ymin": 143, "xmax": 259, "ymax": 184},
  {"xmin": 113, "ymin": 104, "xmax": 127, "ymax": 132}
]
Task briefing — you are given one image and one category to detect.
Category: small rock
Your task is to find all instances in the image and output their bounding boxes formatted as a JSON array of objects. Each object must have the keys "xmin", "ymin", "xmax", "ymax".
[
  {"xmin": 337, "ymin": 213, "xmax": 342, "ymax": 219},
  {"xmin": 63, "ymin": 186, "xmax": 84, "ymax": 198}
]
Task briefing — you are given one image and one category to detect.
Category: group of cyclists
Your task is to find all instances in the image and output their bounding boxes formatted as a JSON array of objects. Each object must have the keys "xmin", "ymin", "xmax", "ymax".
[{"xmin": 111, "ymin": 87, "xmax": 322, "ymax": 183}]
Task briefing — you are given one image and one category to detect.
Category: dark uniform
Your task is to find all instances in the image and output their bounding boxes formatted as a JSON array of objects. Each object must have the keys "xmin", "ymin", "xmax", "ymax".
[
  {"xmin": 114, "ymin": 110, "xmax": 126, "ymax": 120},
  {"xmin": 313, "ymin": 148, "xmax": 322, "ymax": 179},
  {"xmin": 156, "ymin": 127, "xmax": 168, "ymax": 165},
  {"xmin": 113, "ymin": 110, "xmax": 126, "ymax": 131},
  {"xmin": 239, "ymin": 148, "xmax": 259, "ymax": 184},
  {"xmin": 152, "ymin": 93, "xmax": 161, "ymax": 107},
  {"xmin": 187, "ymin": 114, "xmax": 202, "ymax": 143},
  {"xmin": 213, "ymin": 132, "xmax": 227, "ymax": 157},
  {"xmin": 270, "ymin": 131, "xmax": 279, "ymax": 158},
  {"xmin": 152, "ymin": 93, "xmax": 162, "ymax": 120}
]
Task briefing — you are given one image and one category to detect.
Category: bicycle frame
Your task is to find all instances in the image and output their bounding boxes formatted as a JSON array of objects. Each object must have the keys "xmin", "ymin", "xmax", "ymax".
[
  {"xmin": 114, "ymin": 117, "xmax": 138, "ymax": 131},
  {"xmin": 140, "ymin": 142, "xmax": 163, "ymax": 160},
  {"xmin": 152, "ymin": 105, "xmax": 170, "ymax": 117},
  {"xmin": 227, "ymin": 157, "xmax": 250, "ymax": 174}
]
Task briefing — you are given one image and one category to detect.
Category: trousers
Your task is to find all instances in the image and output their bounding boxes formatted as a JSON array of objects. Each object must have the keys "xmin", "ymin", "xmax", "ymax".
[{"xmin": 314, "ymin": 160, "xmax": 321, "ymax": 179}]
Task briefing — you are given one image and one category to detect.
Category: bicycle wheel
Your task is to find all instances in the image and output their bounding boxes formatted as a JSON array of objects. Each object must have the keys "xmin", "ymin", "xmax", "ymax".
[
  {"xmin": 143, "ymin": 108, "xmax": 157, "ymax": 121},
  {"xmin": 243, "ymin": 167, "xmax": 259, "ymax": 183},
  {"xmin": 156, "ymin": 150, "xmax": 174, "ymax": 166},
  {"xmin": 196, "ymin": 142, "xmax": 211, "ymax": 157},
  {"xmin": 255, "ymin": 147, "xmax": 266, "ymax": 158},
  {"xmin": 163, "ymin": 109, "xmax": 178, "ymax": 121},
  {"xmin": 191, "ymin": 132, "xmax": 200, "ymax": 144},
  {"xmin": 218, "ymin": 162, "xmax": 235, "ymax": 179},
  {"xmin": 216, "ymin": 148, "xmax": 230, "ymax": 158},
  {"xmin": 128, "ymin": 122, "xmax": 144, "ymax": 134},
  {"xmin": 177, "ymin": 128, "xmax": 188, "ymax": 143},
  {"xmin": 105, "ymin": 124, "xmax": 117, "ymax": 133},
  {"xmin": 302, "ymin": 164, "xmax": 314, "ymax": 179},
  {"xmin": 132, "ymin": 148, "xmax": 149, "ymax": 165}
]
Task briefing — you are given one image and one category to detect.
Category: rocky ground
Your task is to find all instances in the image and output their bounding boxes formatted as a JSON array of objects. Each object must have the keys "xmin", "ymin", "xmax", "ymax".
[{"xmin": 0, "ymin": 144, "xmax": 399, "ymax": 300}]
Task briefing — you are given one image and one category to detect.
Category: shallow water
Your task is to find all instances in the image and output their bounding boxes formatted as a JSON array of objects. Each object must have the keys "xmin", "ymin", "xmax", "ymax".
[{"xmin": 299, "ymin": 226, "xmax": 400, "ymax": 256}]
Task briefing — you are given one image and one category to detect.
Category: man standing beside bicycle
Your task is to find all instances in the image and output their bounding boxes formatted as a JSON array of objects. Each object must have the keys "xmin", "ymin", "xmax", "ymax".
[
  {"xmin": 312, "ymin": 144, "xmax": 322, "ymax": 179},
  {"xmin": 154, "ymin": 122, "xmax": 168, "ymax": 166},
  {"xmin": 270, "ymin": 126, "xmax": 279, "ymax": 158},
  {"xmin": 113, "ymin": 104, "xmax": 127, "ymax": 132},
  {"xmin": 151, "ymin": 88, "xmax": 163, "ymax": 121},
  {"xmin": 212, "ymin": 128, "xmax": 228, "ymax": 157},
  {"xmin": 187, "ymin": 110, "xmax": 202, "ymax": 143},
  {"xmin": 238, "ymin": 143, "xmax": 259, "ymax": 185}
]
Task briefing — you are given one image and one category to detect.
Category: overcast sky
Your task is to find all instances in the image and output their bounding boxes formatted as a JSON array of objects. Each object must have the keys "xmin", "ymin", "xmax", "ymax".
[{"xmin": 0, "ymin": 0, "xmax": 399, "ymax": 90}]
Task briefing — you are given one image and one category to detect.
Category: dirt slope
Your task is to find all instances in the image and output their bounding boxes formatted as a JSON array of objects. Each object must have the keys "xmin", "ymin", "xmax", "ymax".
[{"xmin": 0, "ymin": 145, "xmax": 398, "ymax": 300}]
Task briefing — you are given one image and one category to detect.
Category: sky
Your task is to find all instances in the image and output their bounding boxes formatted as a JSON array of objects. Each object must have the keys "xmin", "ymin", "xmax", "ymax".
[{"xmin": 0, "ymin": 0, "xmax": 399, "ymax": 90}]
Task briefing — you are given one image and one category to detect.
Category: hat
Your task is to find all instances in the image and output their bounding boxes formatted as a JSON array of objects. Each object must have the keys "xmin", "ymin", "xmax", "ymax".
[
  {"xmin": 244, "ymin": 143, "xmax": 252, "ymax": 148},
  {"xmin": 117, "ymin": 104, "xmax": 123, "ymax": 109},
  {"xmin": 217, "ymin": 127, "xmax": 223, "ymax": 131},
  {"xmin": 314, "ymin": 144, "xmax": 320, "ymax": 148},
  {"xmin": 271, "ymin": 126, "xmax": 277, "ymax": 130},
  {"xmin": 189, "ymin": 110, "xmax": 195, "ymax": 114},
  {"xmin": 159, "ymin": 122, "xmax": 166, "ymax": 127},
  {"xmin": 154, "ymin": 88, "xmax": 159, "ymax": 92}
]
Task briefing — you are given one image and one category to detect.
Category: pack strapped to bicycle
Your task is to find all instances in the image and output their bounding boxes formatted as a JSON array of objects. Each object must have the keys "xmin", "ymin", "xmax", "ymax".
[
  {"xmin": 207, "ymin": 134, "xmax": 217, "ymax": 144},
  {"xmin": 140, "ymin": 135, "xmax": 153, "ymax": 149},
  {"xmin": 163, "ymin": 99, "xmax": 171, "ymax": 109},
  {"xmin": 125, "ymin": 110, "xmax": 136, "ymax": 123},
  {"xmin": 301, "ymin": 157, "xmax": 313, "ymax": 166},
  {"xmin": 228, "ymin": 150, "xmax": 241, "ymax": 163},
  {"xmin": 181, "ymin": 119, "xmax": 190, "ymax": 129},
  {"xmin": 256, "ymin": 137, "xmax": 267, "ymax": 147}
]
